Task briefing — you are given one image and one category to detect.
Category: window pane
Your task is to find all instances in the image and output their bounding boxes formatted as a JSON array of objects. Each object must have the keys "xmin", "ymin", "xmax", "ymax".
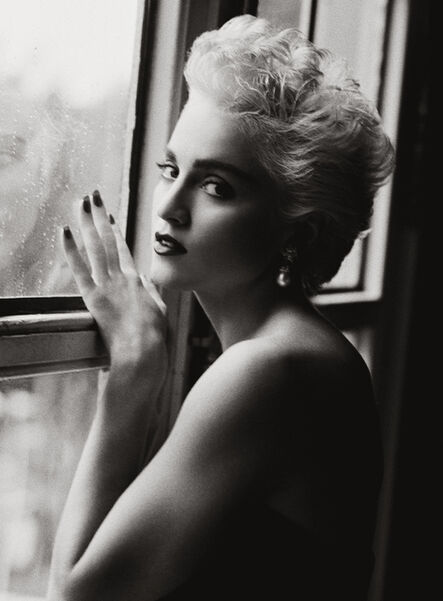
[
  {"xmin": 0, "ymin": 370, "xmax": 98, "ymax": 599},
  {"xmin": 314, "ymin": 0, "xmax": 388, "ymax": 103},
  {"xmin": 325, "ymin": 239, "xmax": 364, "ymax": 290},
  {"xmin": 0, "ymin": 0, "xmax": 141, "ymax": 297},
  {"xmin": 258, "ymin": 0, "xmax": 307, "ymax": 31}
]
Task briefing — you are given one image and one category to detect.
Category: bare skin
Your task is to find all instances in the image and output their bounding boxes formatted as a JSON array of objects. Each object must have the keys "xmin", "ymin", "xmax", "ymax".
[{"xmin": 46, "ymin": 93, "xmax": 381, "ymax": 601}]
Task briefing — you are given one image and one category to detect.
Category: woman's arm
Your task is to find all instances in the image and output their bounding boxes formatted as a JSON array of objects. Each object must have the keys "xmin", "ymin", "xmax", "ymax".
[
  {"xmin": 47, "ymin": 191, "xmax": 170, "ymax": 598},
  {"xmin": 48, "ymin": 339, "xmax": 291, "ymax": 601},
  {"xmin": 47, "ymin": 363, "xmax": 162, "ymax": 599}
]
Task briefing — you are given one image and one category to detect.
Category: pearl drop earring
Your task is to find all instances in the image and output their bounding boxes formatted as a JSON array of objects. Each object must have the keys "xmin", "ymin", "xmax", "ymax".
[{"xmin": 276, "ymin": 247, "xmax": 297, "ymax": 287}]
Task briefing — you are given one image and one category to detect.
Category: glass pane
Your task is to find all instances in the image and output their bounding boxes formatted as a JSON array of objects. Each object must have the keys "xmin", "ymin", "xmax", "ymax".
[
  {"xmin": 0, "ymin": 370, "xmax": 98, "ymax": 600},
  {"xmin": 314, "ymin": 0, "xmax": 388, "ymax": 103},
  {"xmin": 258, "ymin": 0, "xmax": 306, "ymax": 30},
  {"xmin": 327, "ymin": 239, "xmax": 363, "ymax": 290},
  {"xmin": 0, "ymin": 0, "xmax": 141, "ymax": 297}
]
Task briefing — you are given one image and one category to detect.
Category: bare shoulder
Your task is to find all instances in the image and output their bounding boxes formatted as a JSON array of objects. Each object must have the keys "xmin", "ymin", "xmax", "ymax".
[
  {"xmin": 262, "ymin": 310, "xmax": 374, "ymax": 402},
  {"xmin": 180, "ymin": 337, "xmax": 296, "ymax": 423},
  {"xmin": 214, "ymin": 337, "xmax": 296, "ymax": 387},
  {"xmin": 179, "ymin": 314, "xmax": 374, "ymax": 448},
  {"xmin": 189, "ymin": 320, "xmax": 371, "ymax": 412},
  {"xmin": 250, "ymin": 319, "xmax": 369, "ymax": 386}
]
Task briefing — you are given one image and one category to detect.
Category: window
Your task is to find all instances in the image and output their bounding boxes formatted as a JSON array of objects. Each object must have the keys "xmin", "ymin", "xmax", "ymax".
[
  {"xmin": 0, "ymin": 0, "xmax": 141, "ymax": 298},
  {"xmin": 0, "ymin": 1, "xmax": 408, "ymax": 599}
]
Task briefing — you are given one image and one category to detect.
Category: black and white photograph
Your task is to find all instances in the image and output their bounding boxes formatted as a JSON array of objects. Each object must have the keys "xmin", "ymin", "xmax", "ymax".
[{"xmin": 0, "ymin": 1, "xmax": 434, "ymax": 600}]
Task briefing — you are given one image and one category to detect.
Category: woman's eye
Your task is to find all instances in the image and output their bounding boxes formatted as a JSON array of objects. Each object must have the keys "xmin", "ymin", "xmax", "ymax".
[
  {"xmin": 156, "ymin": 162, "xmax": 179, "ymax": 180},
  {"xmin": 201, "ymin": 179, "xmax": 234, "ymax": 199}
]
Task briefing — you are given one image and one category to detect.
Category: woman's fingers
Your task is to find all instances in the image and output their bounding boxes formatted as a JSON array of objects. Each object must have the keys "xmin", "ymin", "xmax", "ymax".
[
  {"xmin": 110, "ymin": 216, "xmax": 138, "ymax": 276},
  {"xmin": 66, "ymin": 189, "xmax": 137, "ymax": 285},
  {"xmin": 89, "ymin": 189, "xmax": 137, "ymax": 276},
  {"xmin": 90, "ymin": 190, "xmax": 121, "ymax": 273},
  {"xmin": 79, "ymin": 195, "xmax": 109, "ymax": 284},
  {"xmin": 61, "ymin": 226, "xmax": 95, "ymax": 294}
]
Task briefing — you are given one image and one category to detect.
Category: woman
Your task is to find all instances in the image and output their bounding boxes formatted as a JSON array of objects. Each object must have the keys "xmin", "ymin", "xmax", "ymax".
[{"xmin": 47, "ymin": 15, "xmax": 394, "ymax": 601}]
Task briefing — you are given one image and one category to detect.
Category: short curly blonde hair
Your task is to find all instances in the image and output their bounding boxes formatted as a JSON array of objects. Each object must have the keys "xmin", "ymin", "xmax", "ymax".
[{"xmin": 184, "ymin": 15, "xmax": 395, "ymax": 294}]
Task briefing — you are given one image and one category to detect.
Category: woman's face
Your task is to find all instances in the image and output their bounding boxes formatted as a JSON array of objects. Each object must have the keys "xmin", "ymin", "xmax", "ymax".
[{"xmin": 151, "ymin": 91, "xmax": 284, "ymax": 294}]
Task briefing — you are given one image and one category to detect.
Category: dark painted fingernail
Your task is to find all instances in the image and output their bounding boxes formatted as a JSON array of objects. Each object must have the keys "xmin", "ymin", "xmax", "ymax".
[
  {"xmin": 63, "ymin": 226, "xmax": 72, "ymax": 239},
  {"xmin": 92, "ymin": 190, "xmax": 102, "ymax": 207},
  {"xmin": 83, "ymin": 196, "xmax": 91, "ymax": 213},
  {"xmin": 109, "ymin": 213, "xmax": 115, "ymax": 225}
]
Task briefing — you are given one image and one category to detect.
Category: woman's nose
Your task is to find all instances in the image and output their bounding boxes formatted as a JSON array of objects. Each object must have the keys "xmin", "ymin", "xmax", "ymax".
[{"xmin": 155, "ymin": 181, "xmax": 190, "ymax": 226}]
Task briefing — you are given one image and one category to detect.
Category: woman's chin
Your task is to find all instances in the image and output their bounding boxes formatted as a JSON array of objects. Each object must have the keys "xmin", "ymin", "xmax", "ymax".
[{"xmin": 150, "ymin": 268, "xmax": 191, "ymax": 291}]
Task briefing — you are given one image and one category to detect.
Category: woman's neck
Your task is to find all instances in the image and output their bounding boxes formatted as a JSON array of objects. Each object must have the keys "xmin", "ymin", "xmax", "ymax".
[{"xmin": 194, "ymin": 275, "xmax": 310, "ymax": 352}]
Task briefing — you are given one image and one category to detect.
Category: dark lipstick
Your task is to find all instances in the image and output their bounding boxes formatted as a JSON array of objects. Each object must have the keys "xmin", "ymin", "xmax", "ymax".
[{"xmin": 154, "ymin": 232, "xmax": 187, "ymax": 255}]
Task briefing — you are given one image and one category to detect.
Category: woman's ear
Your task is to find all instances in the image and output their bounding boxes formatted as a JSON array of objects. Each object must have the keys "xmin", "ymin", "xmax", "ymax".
[
  {"xmin": 299, "ymin": 216, "xmax": 321, "ymax": 248},
  {"xmin": 282, "ymin": 213, "xmax": 321, "ymax": 253}
]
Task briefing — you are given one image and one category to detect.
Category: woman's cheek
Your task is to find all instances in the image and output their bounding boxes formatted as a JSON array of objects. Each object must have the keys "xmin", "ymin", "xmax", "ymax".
[
  {"xmin": 209, "ymin": 217, "xmax": 272, "ymax": 274},
  {"xmin": 232, "ymin": 210, "xmax": 278, "ymax": 259}
]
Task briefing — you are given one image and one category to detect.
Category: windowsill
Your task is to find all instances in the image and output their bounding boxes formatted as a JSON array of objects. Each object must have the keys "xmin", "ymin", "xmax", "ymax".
[
  {"xmin": 0, "ymin": 289, "xmax": 380, "ymax": 379},
  {"xmin": 314, "ymin": 289, "xmax": 381, "ymax": 305},
  {"xmin": 0, "ymin": 312, "xmax": 108, "ymax": 379},
  {"xmin": 0, "ymin": 311, "xmax": 94, "ymax": 335}
]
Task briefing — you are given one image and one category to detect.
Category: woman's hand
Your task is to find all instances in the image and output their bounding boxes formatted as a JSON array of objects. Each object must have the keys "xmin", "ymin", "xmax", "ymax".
[{"xmin": 62, "ymin": 190, "xmax": 168, "ymax": 388}]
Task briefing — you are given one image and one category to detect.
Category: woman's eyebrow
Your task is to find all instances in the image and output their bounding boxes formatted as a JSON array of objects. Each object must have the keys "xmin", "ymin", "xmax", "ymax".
[
  {"xmin": 192, "ymin": 159, "xmax": 255, "ymax": 184},
  {"xmin": 164, "ymin": 147, "xmax": 177, "ymax": 162},
  {"xmin": 164, "ymin": 147, "xmax": 256, "ymax": 184}
]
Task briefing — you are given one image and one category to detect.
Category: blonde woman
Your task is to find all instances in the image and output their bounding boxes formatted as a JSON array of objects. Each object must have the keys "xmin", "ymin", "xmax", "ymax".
[{"xmin": 48, "ymin": 16, "xmax": 394, "ymax": 601}]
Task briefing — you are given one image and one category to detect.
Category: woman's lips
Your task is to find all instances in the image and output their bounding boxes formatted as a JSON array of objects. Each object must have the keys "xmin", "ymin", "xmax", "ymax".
[{"xmin": 154, "ymin": 232, "xmax": 187, "ymax": 255}]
